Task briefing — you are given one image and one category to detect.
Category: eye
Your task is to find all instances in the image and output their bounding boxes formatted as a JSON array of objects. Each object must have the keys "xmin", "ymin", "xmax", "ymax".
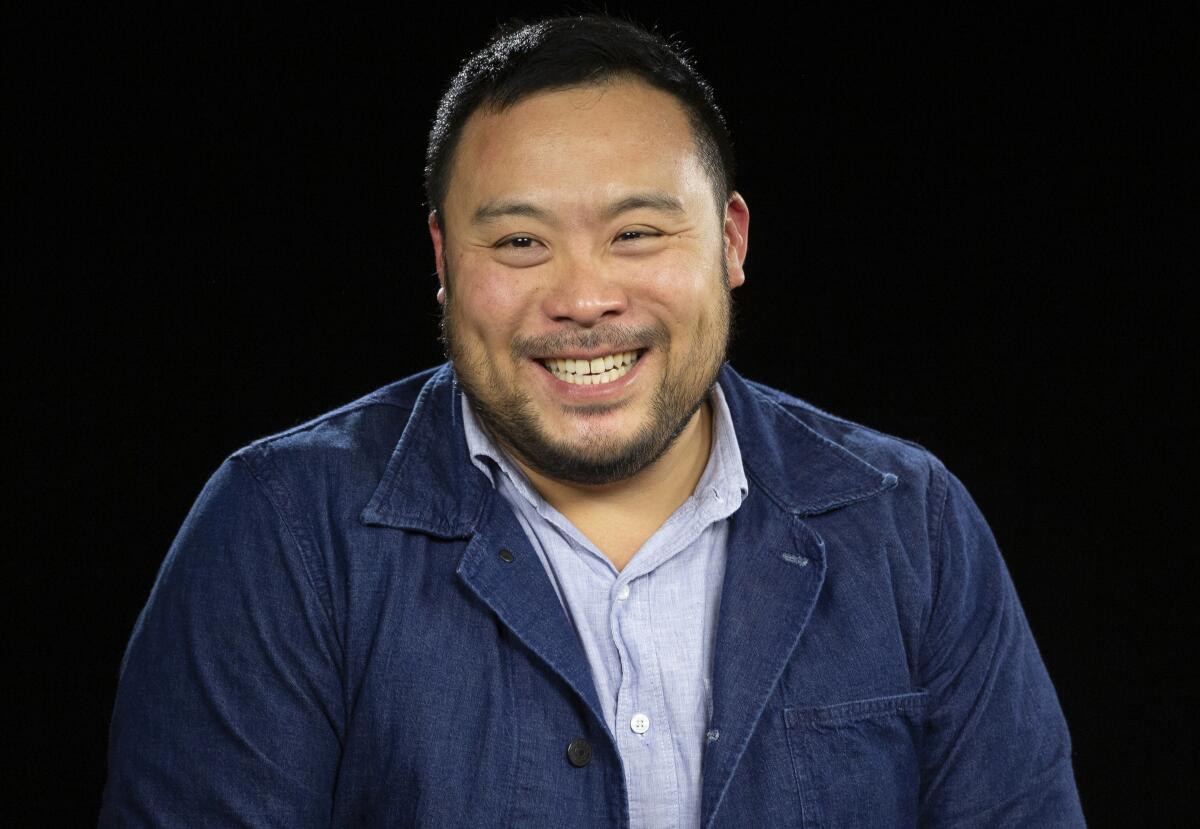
[
  {"xmin": 615, "ymin": 229, "xmax": 661, "ymax": 243},
  {"xmin": 496, "ymin": 235, "xmax": 541, "ymax": 250},
  {"xmin": 492, "ymin": 234, "xmax": 550, "ymax": 267}
]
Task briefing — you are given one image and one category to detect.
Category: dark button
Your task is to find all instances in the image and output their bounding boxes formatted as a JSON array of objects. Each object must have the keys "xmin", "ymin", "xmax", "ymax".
[
  {"xmin": 566, "ymin": 738, "xmax": 592, "ymax": 768},
  {"xmin": 499, "ymin": 548, "xmax": 514, "ymax": 562}
]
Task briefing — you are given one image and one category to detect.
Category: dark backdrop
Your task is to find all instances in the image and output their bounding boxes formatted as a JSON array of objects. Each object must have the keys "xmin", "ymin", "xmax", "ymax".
[{"xmin": 12, "ymin": 3, "xmax": 1193, "ymax": 824}]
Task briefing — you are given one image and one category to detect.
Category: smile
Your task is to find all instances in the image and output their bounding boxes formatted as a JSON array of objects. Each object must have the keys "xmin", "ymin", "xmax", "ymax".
[{"xmin": 539, "ymin": 350, "xmax": 641, "ymax": 385}]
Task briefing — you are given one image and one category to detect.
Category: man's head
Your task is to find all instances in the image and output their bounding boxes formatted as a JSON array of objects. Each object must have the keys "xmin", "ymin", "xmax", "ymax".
[{"xmin": 427, "ymin": 15, "xmax": 749, "ymax": 486}]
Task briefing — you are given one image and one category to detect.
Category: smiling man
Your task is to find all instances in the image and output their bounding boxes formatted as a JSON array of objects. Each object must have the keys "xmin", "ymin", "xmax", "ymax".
[{"xmin": 101, "ymin": 14, "xmax": 1086, "ymax": 828}]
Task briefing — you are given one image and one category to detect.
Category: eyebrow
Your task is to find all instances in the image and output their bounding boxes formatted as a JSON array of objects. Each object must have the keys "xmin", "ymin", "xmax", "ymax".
[
  {"xmin": 471, "ymin": 191, "xmax": 686, "ymax": 226},
  {"xmin": 601, "ymin": 192, "xmax": 686, "ymax": 220},
  {"xmin": 471, "ymin": 200, "xmax": 555, "ymax": 226}
]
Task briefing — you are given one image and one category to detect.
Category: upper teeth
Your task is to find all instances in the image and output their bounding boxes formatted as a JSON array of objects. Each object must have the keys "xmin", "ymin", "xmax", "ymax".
[{"xmin": 542, "ymin": 350, "xmax": 640, "ymax": 385}]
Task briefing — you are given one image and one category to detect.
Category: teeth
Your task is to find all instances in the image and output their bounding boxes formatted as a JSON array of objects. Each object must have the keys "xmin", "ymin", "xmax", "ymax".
[{"xmin": 542, "ymin": 350, "xmax": 641, "ymax": 385}]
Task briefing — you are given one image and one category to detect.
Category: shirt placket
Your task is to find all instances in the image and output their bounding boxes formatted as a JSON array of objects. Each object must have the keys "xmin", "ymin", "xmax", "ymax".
[{"xmin": 610, "ymin": 570, "xmax": 680, "ymax": 829}]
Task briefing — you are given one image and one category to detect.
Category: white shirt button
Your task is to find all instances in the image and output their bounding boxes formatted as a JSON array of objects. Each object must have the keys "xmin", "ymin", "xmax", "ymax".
[
  {"xmin": 616, "ymin": 583, "xmax": 631, "ymax": 601},
  {"xmin": 630, "ymin": 713, "xmax": 650, "ymax": 734}
]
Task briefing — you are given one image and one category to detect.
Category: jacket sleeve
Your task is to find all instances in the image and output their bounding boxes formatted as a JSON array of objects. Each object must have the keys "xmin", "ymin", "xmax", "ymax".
[
  {"xmin": 916, "ymin": 466, "xmax": 1086, "ymax": 827},
  {"xmin": 100, "ymin": 455, "xmax": 344, "ymax": 827}
]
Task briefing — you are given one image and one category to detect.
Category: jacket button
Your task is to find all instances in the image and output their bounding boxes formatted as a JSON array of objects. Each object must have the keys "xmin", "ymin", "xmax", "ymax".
[
  {"xmin": 566, "ymin": 738, "xmax": 592, "ymax": 768},
  {"xmin": 499, "ymin": 548, "xmax": 514, "ymax": 562}
]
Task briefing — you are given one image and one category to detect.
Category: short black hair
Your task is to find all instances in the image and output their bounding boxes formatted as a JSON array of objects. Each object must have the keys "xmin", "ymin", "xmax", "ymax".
[{"xmin": 424, "ymin": 14, "xmax": 736, "ymax": 223}]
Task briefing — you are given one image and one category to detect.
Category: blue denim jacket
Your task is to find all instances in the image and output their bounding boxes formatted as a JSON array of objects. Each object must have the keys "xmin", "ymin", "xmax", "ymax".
[{"xmin": 101, "ymin": 363, "xmax": 1086, "ymax": 827}]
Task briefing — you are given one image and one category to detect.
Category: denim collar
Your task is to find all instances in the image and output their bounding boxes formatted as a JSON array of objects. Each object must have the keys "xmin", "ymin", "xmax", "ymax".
[{"xmin": 360, "ymin": 363, "xmax": 897, "ymax": 536}]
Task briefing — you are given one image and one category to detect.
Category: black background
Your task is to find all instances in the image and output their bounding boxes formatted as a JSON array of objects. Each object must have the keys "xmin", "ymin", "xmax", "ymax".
[{"xmin": 11, "ymin": 3, "xmax": 1194, "ymax": 824}]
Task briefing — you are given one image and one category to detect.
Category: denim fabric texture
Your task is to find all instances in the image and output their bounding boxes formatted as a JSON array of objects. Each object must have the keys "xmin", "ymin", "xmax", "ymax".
[{"xmin": 100, "ymin": 363, "xmax": 1086, "ymax": 827}]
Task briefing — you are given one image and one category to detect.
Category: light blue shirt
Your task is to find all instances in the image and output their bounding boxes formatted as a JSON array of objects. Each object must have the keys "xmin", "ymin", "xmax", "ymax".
[{"xmin": 462, "ymin": 385, "xmax": 748, "ymax": 829}]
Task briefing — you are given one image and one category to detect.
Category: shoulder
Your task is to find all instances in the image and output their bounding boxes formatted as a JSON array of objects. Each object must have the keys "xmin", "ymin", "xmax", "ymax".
[
  {"xmin": 739, "ymin": 375, "xmax": 949, "ymax": 507},
  {"xmin": 224, "ymin": 366, "xmax": 440, "ymax": 511}
]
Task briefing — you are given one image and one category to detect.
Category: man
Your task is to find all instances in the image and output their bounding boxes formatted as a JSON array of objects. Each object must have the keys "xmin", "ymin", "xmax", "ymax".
[{"xmin": 101, "ymin": 14, "xmax": 1086, "ymax": 828}]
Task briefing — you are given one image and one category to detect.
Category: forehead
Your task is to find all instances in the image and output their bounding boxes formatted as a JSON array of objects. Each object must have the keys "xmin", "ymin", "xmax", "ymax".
[{"xmin": 445, "ymin": 80, "xmax": 709, "ymax": 217}]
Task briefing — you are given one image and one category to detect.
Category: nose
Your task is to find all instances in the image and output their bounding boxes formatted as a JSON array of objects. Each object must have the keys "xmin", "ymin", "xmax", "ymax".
[{"xmin": 540, "ymin": 254, "xmax": 629, "ymax": 326}]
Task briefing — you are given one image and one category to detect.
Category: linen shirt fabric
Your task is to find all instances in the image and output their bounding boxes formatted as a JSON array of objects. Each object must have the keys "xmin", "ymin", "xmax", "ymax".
[
  {"xmin": 460, "ymin": 384, "xmax": 747, "ymax": 829},
  {"xmin": 100, "ymin": 363, "xmax": 1087, "ymax": 827}
]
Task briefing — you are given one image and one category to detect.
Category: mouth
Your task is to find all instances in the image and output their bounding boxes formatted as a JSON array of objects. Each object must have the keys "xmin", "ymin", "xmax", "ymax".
[{"xmin": 538, "ymin": 349, "xmax": 643, "ymax": 386}]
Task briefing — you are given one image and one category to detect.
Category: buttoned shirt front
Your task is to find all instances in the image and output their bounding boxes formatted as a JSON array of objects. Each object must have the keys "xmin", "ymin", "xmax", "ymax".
[{"xmin": 462, "ymin": 385, "xmax": 748, "ymax": 829}]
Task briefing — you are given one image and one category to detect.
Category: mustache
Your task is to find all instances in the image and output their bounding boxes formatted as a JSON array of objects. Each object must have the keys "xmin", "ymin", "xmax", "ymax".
[{"xmin": 510, "ymin": 323, "xmax": 669, "ymax": 360}]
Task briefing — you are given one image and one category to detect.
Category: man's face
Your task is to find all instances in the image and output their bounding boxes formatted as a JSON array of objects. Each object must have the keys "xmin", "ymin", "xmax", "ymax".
[{"xmin": 431, "ymin": 79, "xmax": 749, "ymax": 485}]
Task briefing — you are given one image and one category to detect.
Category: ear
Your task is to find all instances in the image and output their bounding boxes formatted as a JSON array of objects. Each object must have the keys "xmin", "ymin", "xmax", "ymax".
[
  {"xmin": 722, "ymin": 191, "xmax": 750, "ymax": 290},
  {"xmin": 428, "ymin": 210, "xmax": 447, "ymax": 305}
]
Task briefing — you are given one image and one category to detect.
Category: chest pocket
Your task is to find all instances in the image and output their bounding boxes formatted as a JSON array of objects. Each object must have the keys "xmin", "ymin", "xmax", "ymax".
[{"xmin": 784, "ymin": 691, "xmax": 928, "ymax": 829}]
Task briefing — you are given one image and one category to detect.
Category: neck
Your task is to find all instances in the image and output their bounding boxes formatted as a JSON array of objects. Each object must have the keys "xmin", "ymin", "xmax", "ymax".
[{"xmin": 512, "ymin": 400, "xmax": 714, "ymax": 534}]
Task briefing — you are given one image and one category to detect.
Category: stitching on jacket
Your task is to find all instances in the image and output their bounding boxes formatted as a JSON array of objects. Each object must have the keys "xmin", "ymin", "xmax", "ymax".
[
  {"xmin": 232, "ymin": 452, "xmax": 345, "ymax": 677},
  {"xmin": 920, "ymin": 458, "xmax": 951, "ymax": 671},
  {"xmin": 784, "ymin": 690, "xmax": 930, "ymax": 727}
]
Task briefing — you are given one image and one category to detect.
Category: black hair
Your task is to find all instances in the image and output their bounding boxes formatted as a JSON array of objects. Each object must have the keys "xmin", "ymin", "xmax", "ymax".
[{"xmin": 424, "ymin": 14, "xmax": 736, "ymax": 223}]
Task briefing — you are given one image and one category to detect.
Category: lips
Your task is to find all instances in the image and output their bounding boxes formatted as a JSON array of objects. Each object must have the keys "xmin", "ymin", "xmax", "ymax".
[{"xmin": 539, "ymin": 349, "xmax": 641, "ymax": 385}]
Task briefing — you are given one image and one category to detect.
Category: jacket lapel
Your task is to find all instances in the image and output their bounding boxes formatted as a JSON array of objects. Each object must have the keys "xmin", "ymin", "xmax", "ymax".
[
  {"xmin": 699, "ymin": 487, "xmax": 827, "ymax": 825},
  {"xmin": 360, "ymin": 365, "xmax": 610, "ymax": 735},
  {"xmin": 700, "ymin": 366, "xmax": 898, "ymax": 826},
  {"xmin": 454, "ymin": 495, "xmax": 610, "ymax": 733}
]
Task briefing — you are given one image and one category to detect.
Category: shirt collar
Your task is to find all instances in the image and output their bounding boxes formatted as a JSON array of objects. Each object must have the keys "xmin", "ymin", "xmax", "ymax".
[{"xmin": 459, "ymin": 381, "xmax": 749, "ymax": 516}]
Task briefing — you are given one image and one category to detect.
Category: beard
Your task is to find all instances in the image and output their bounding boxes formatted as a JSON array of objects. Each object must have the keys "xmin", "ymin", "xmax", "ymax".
[{"xmin": 440, "ymin": 259, "xmax": 734, "ymax": 486}]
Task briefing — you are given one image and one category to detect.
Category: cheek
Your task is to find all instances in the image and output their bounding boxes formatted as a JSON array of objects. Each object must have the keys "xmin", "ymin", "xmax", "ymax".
[
  {"xmin": 451, "ymin": 264, "xmax": 535, "ymax": 342},
  {"xmin": 631, "ymin": 252, "xmax": 720, "ymax": 323}
]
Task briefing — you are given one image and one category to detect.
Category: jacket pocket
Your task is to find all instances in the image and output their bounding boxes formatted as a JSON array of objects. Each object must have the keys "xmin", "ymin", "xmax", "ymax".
[{"xmin": 784, "ymin": 691, "xmax": 928, "ymax": 829}]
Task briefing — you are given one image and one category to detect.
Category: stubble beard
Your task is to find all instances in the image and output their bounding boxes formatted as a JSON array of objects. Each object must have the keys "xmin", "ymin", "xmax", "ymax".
[{"xmin": 440, "ymin": 261, "xmax": 734, "ymax": 486}]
